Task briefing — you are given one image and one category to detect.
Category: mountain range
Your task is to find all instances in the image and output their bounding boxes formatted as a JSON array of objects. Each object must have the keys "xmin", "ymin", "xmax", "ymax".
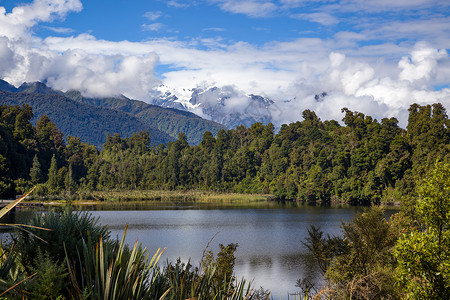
[
  {"xmin": 0, "ymin": 80, "xmax": 226, "ymax": 147},
  {"xmin": 152, "ymin": 84, "xmax": 276, "ymax": 129}
]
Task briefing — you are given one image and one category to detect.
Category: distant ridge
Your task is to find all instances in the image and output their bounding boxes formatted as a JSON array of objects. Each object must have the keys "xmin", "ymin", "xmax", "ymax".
[
  {"xmin": 0, "ymin": 80, "xmax": 18, "ymax": 93},
  {"xmin": 0, "ymin": 80, "xmax": 174, "ymax": 147},
  {"xmin": 0, "ymin": 80, "xmax": 226, "ymax": 147},
  {"xmin": 64, "ymin": 90, "xmax": 227, "ymax": 145}
]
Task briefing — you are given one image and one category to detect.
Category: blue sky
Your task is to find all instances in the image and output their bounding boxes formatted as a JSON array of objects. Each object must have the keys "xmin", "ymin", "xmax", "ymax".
[
  {"xmin": 0, "ymin": 0, "xmax": 450, "ymax": 126},
  {"xmin": 17, "ymin": 1, "xmax": 449, "ymax": 48}
]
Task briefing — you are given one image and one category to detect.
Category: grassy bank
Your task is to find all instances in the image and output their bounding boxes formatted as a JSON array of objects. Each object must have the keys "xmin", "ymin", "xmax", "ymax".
[{"xmin": 30, "ymin": 189, "xmax": 272, "ymax": 205}]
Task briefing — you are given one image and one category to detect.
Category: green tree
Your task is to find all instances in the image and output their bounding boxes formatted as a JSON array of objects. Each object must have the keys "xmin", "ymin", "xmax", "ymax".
[
  {"xmin": 305, "ymin": 208, "xmax": 398, "ymax": 299},
  {"xmin": 65, "ymin": 163, "xmax": 76, "ymax": 194},
  {"xmin": 0, "ymin": 154, "xmax": 12, "ymax": 198},
  {"xmin": 203, "ymin": 243, "xmax": 238, "ymax": 291},
  {"xmin": 46, "ymin": 154, "xmax": 58, "ymax": 191},
  {"xmin": 29, "ymin": 154, "xmax": 44, "ymax": 184},
  {"xmin": 394, "ymin": 162, "xmax": 450, "ymax": 299}
]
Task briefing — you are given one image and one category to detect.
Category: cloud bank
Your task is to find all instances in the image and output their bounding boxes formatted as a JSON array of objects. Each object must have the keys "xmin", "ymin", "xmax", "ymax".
[{"xmin": 0, "ymin": 0, "xmax": 449, "ymax": 128}]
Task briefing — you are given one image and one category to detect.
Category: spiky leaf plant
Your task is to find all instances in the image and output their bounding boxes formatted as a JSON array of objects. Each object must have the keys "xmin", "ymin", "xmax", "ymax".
[{"xmin": 68, "ymin": 224, "xmax": 165, "ymax": 300}]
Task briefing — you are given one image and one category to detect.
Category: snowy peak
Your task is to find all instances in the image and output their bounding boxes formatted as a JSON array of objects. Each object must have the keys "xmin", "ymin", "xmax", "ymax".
[
  {"xmin": 150, "ymin": 85, "xmax": 276, "ymax": 129},
  {"xmin": 152, "ymin": 84, "xmax": 198, "ymax": 110}
]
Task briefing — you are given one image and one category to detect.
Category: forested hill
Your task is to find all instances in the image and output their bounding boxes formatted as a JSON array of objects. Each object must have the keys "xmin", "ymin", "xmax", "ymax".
[
  {"xmin": 64, "ymin": 90, "xmax": 226, "ymax": 145},
  {"xmin": 0, "ymin": 89, "xmax": 174, "ymax": 147},
  {"xmin": 0, "ymin": 80, "xmax": 226, "ymax": 146},
  {"xmin": 1, "ymin": 101, "xmax": 448, "ymax": 204}
]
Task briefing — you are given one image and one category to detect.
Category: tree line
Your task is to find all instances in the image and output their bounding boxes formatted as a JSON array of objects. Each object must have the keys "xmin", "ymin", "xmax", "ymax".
[{"xmin": 0, "ymin": 102, "xmax": 449, "ymax": 205}]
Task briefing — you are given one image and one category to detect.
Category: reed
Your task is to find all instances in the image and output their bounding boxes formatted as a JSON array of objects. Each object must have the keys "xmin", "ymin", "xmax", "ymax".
[{"xmin": 72, "ymin": 189, "xmax": 270, "ymax": 204}]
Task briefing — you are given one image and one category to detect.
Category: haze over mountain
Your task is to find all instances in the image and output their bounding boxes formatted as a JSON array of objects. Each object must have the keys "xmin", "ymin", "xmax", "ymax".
[{"xmin": 0, "ymin": 80, "xmax": 226, "ymax": 147}]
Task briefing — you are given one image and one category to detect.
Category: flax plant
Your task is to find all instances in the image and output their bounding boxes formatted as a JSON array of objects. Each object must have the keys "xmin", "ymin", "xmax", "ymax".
[{"xmin": 68, "ymin": 224, "xmax": 166, "ymax": 300}]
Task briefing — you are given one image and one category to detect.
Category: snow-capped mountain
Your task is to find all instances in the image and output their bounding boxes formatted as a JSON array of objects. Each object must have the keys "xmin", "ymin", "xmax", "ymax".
[{"xmin": 151, "ymin": 84, "xmax": 275, "ymax": 129}]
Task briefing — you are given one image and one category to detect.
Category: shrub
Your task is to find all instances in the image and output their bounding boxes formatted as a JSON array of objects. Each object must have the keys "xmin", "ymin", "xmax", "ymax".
[{"xmin": 14, "ymin": 208, "xmax": 109, "ymax": 297}]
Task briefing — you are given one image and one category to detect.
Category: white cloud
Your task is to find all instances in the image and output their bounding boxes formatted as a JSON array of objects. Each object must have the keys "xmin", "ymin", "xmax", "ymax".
[
  {"xmin": 41, "ymin": 25, "xmax": 75, "ymax": 34},
  {"xmin": 363, "ymin": 17, "xmax": 450, "ymax": 49},
  {"xmin": 0, "ymin": 0, "xmax": 82, "ymax": 40},
  {"xmin": 202, "ymin": 27, "xmax": 226, "ymax": 32},
  {"xmin": 143, "ymin": 11, "xmax": 162, "ymax": 21},
  {"xmin": 1, "ymin": 0, "xmax": 450, "ymax": 130},
  {"xmin": 45, "ymin": 50, "xmax": 160, "ymax": 99},
  {"xmin": 22, "ymin": 29, "xmax": 450, "ymax": 127},
  {"xmin": 166, "ymin": 0, "xmax": 195, "ymax": 8},
  {"xmin": 212, "ymin": 0, "xmax": 278, "ymax": 17},
  {"xmin": 340, "ymin": 0, "xmax": 449, "ymax": 12},
  {"xmin": 292, "ymin": 12, "xmax": 339, "ymax": 26},
  {"xmin": 0, "ymin": 36, "xmax": 15, "ymax": 75},
  {"xmin": 142, "ymin": 23, "xmax": 164, "ymax": 32},
  {"xmin": 0, "ymin": 1, "xmax": 161, "ymax": 100},
  {"xmin": 398, "ymin": 44, "xmax": 447, "ymax": 84}
]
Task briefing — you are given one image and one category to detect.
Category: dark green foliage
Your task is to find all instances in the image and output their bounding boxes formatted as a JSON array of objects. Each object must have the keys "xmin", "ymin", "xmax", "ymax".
[
  {"xmin": 203, "ymin": 243, "xmax": 238, "ymax": 290},
  {"xmin": 46, "ymin": 154, "xmax": 58, "ymax": 192},
  {"xmin": 29, "ymin": 155, "xmax": 44, "ymax": 184},
  {"xmin": 214, "ymin": 243, "xmax": 238, "ymax": 286},
  {"xmin": 15, "ymin": 209, "xmax": 109, "ymax": 276},
  {"xmin": 394, "ymin": 162, "xmax": 450, "ymax": 299},
  {"xmin": 24, "ymin": 250, "xmax": 67, "ymax": 300},
  {"xmin": 150, "ymin": 243, "xmax": 246, "ymax": 300},
  {"xmin": 71, "ymin": 226, "xmax": 161, "ymax": 300},
  {"xmin": 1, "ymin": 100, "xmax": 449, "ymax": 205},
  {"xmin": 304, "ymin": 208, "xmax": 399, "ymax": 299},
  {"xmin": 302, "ymin": 162, "xmax": 450, "ymax": 299},
  {"xmin": 302, "ymin": 225, "xmax": 346, "ymax": 274}
]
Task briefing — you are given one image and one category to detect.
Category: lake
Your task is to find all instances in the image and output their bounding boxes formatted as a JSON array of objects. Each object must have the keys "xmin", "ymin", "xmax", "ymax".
[
  {"xmin": 75, "ymin": 203, "xmax": 375, "ymax": 298},
  {"xmin": 7, "ymin": 202, "xmax": 396, "ymax": 298}
]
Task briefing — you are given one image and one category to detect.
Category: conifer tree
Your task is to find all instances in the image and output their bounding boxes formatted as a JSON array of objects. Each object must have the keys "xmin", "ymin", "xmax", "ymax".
[
  {"xmin": 47, "ymin": 154, "xmax": 58, "ymax": 191},
  {"xmin": 65, "ymin": 163, "xmax": 76, "ymax": 193},
  {"xmin": 29, "ymin": 154, "xmax": 44, "ymax": 184}
]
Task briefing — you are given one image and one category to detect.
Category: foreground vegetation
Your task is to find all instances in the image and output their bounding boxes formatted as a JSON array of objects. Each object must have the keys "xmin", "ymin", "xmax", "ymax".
[
  {"xmin": 1, "ymin": 102, "xmax": 449, "ymax": 206},
  {"xmin": 0, "ymin": 161, "xmax": 448, "ymax": 299},
  {"xmin": 301, "ymin": 162, "xmax": 449, "ymax": 299},
  {"xmin": 0, "ymin": 207, "xmax": 254, "ymax": 299}
]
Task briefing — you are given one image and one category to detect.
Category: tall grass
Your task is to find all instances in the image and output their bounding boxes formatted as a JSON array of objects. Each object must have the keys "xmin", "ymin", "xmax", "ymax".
[{"xmin": 71, "ymin": 189, "xmax": 270, "ymax": 204}]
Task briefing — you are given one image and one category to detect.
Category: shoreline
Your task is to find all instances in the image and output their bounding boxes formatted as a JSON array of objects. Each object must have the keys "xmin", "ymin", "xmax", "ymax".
[{"xmin": 15, "ymin": 189, "xmax": 402, "ymax": 208}]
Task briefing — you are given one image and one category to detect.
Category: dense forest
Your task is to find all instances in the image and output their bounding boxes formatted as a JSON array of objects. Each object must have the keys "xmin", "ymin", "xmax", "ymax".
[{"xmin": 0, "ymin": 102, "xmax": 449, "ymax": 205}]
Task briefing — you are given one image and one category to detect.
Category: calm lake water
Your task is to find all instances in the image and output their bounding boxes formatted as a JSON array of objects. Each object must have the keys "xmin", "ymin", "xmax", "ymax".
[
  {"xmin": 9, "ymin": 203, "xmax": 396, "ymax": 299},
  {"xmin": 79, "ymin": 203, "xmax": 371, "ymax": 298}
]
